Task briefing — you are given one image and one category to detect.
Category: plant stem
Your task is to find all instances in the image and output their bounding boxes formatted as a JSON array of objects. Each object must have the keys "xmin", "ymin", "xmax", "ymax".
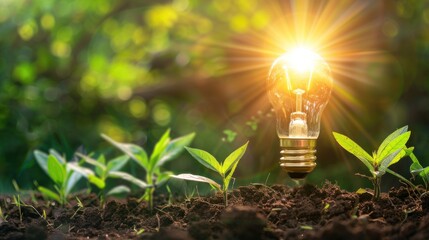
[
  {"xmin": 223, "ymin": 179, "xmax": 228, "ymax": 207},
  {"xmin": 386, "ymin": 169, "xmax": 417, "ymax": 189},
  {"xmin": 146, "ymin": 173, "xmax": 154, "ymax": 212},
  {"xmin": 373, "ymin": 176, "xmax": 381, "ymax": 201}
]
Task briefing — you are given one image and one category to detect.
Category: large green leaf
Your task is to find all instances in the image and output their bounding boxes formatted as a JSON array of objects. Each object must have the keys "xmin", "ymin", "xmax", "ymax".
[
  {"xmin": 185, "ymin": 147, "xmax": 221, "ymax": 173},
  {"xmin": 376, "ymin": 131, "xmax": 410, "ymax": 164},
  {"xmin": 34, "ymin": 150, "xmax": 49, "ymax": 175},
  {"xmin": 332, "ymin": 132, "xmax": 374, "ymax": 171},
  {"xmin": 222, "ymin": 141, "xmax": 248, "ymax": 175},
  {"xmin": 106, "ymin": 155, "xmax": 129, "ymax": 172},
  {"xmin": 378, "ymin": 148, "xmax": 402, "ymax": 174},
  {"xmin": 38, "ymin": 186, "xmax": 61, "ymax": 203},
  {"xmin": 49, "ymin": 149, "xmax": 66, "ymax": 164},
  {"xmin": 108, "ymin": 171, "xmax": 149, "ymax": 189},
  {"xmin": 47, "ymin": 155, "xmax": 66, "ymax": 185},
  {"xmin": 172, "ymin": 174, "xmax": 221, "ymax": 191},
  {"xmin": 376, "ymin": 126, "xmax": 407, "ymax": 158},
  {"xmin": 156, "ymin": 132, "xmax": 195, "ymax": 168},
  {"xmin": 148, "ymin": 129, "xmax": 171, "ymax": 171},
  {"xmin": 102, "ymin": 134, "xmax": 149, "ymax": 170}
]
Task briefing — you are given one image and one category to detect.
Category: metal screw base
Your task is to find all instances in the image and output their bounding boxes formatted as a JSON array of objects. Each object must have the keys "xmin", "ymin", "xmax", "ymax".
[{"xmin": 279, "ymin": 138, "xmax": 317, "ymax": 179}]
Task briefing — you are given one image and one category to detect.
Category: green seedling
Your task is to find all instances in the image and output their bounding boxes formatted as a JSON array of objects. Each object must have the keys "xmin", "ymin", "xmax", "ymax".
[
  {"xmin": 71, "ymin": 197, "xmax": 84, "ymax": 219},
  {"xmin": 34, "ymin": 150, "xmax": 83, "ymax": 205},
  {"xmin": 333, "ymin": 126, "xmax": 412, "ymax": 200},
  {"xmin": 0, "ymin": 206, "xmax": 8, "ymax": 223},
  {"xmin": 173, "ymin": 141, "xmax": 248, "ymax": 206},
  {"xmin": 102, "ymin": 129, "xmax": 195, "ymax": 211},
  {"xmin": 12, "ymin": 195, "xmax": 22, "ymax": 223},
  {"xmin": 133, "ymin": 226, "xmax": 145, "ymax": 236},
  {"xmin": 408, "ymin": 150, "xmax": 429, "ymax": 190},
  {"xmin": 70, "ymin": 153, "xmax": 149, "ymax": 206}
]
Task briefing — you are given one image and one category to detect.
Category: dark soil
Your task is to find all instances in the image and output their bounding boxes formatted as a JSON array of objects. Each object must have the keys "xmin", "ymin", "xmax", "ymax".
[{"xmin": 1, "ymin": 182, "xmax": 428, "ymax": 239}]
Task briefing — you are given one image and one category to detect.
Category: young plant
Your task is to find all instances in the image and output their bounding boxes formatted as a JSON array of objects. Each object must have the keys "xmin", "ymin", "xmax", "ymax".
[
  {"xmin": 408, "ymin": 150, "xmax": 429, "ymax": 189},
  {"xmin": 0, "ymin": 206, "xmax": 8, "ymax": 223},
  {"xmin": 173, "ymin": 141, "xmax": 249, "ymax": 206},
  {"xmin": 333, "ymin": 126, "xmax": 411, "ymax": 200},
  {"xmin": 102, "ymin": 129, "xmax": 195, "ymax": 211},
  {"xmin": 69, "ymin": 153, "xmax": 149, "ymax": 206},
  {"xmin": 34, "ymin": 150, "xmax": 83, "ymax": 205}
]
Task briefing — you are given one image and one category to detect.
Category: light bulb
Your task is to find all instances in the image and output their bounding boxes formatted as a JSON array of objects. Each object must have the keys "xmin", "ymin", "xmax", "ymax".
[{"xmin": 267, "ymin": 47, "xmax": 333, "ymax": 179}]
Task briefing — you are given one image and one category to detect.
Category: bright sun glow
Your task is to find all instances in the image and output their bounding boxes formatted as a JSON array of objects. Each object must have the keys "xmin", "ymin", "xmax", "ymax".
[{"xmin": 284, "ymin": 47, "xmax": 320, "ymax": 73}]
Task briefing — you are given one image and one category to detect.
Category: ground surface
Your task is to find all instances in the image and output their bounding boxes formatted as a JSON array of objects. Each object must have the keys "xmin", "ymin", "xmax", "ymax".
[{"xmin": 0, "ymin": 183, "xmax": 428, "ymax": 239}]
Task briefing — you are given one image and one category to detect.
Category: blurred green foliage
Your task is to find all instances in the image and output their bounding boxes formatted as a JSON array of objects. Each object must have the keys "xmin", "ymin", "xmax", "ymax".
[{"xmin": 1, "ymin": 0, "xmax": 429, "ymax": 193}]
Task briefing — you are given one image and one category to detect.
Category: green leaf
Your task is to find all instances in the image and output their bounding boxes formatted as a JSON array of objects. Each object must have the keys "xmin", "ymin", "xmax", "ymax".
[
  {"xmin": 378, "ymin": 148, "xmax": 402, "ymax": 174},
  {"xmin": 76, "ymin": 153, "xmax": 106, "ymax": 174},
  {"xmin": 376, "ymin": 126, "xmax": 408, "ymax": 158},
  {"xmin": 332, "ymin": 132, "xmax": 374, "ymax": 171},
  {"xmin": 34, "ymin": 150, "xmax": 49, "ymax": 175},
  {"xmin": 224, "ymin": 157, "xmax": 239, "ymax": 191},
  {"xmin": 106, "ymin": 155, "xmax": 129, "ymax": 172},
  {"xmin": 172, "ymin": 174, "xmax": 221, "ymax": 191},
  {"xmin": 355, "ymin": 188, "xmax": 368, "ymax": 194},
  {"xmin": 154, "ymin": 171, "xmax": 173, "ymax": 187},
  {"xmin": 420, "ymin": 167, "xmax": 429, "ymax": 183},
  {"xmin": 95, "ymin": 155, "xmax": 106, "ymax": 177},
  {"xmin": 108, "ymin": 171, "xmax": 149, "ymax": 189},
  {"xmin": 410, "ymin": 162, "xmax": 423, "ymax": 176},
  {"xmin": 88, "ymin": 175, "xmax": 106, "ymax": 189},
  {"xmin": 185, "ymin": 147, "xmax": 221, "ymax": 173},
  {"xmin": 106, "ymin": 185, "xmax": 131, "ymax": 196},
  {"xmin": 376, "ymin": 131, "xmax": 410, "ymax": 164},
  {"xmin": 65, "ymin": 171, "xmax": 82, "ymax": 195},
  {"xmin": 67, "ymin": 163, "xmax": 95, "ymax": 178},
  {"xmin": 49, "ymin": 149, "xmax": 66, "ymax": 164},
  {"xmin": 47, "ymin": 155, "xmax": 66, "ymax": 185},
  {"xmin": 149, "ymin": 129, "xmax": 171, "ymax": 171},
  {"xmin": 388, "ymin": 148, "xmax": 407, "ymax": 167},
  {"xmin": 38, "ymin": 186, "xmax": 61, "ymax": 203},
  {"xmin": 156, "ymin": 132, "xmax": 195, "ymax": 168},
  {"xmin": 222, "ymin": 141, "xmax": 248, "ymax": 175},
  {"xmin": 102, "ymin": 134, "xmax": 149, "ymax": 170}
]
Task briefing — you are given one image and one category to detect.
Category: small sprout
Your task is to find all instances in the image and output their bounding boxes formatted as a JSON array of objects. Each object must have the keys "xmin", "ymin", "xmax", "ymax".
[
  {"xmin": 71, "ymin": 197, "xmax": 84, "ymax": 219},
  {"xmin": 355, "ymin": 188, "xmax": 369, "ymax": 195},
  {"xmin": 0, "ymin": 207, "xmax": 8, "ymax": 223},
  {"xmin": 133, "ymin": 226, "xmax": 145, "ymax": 236},
  {"xmin": 333, "ymin": 126, "xmax": 412, "ymax": 200},
  {"xmin": 324, "ymin": 203, "xmax": 330, "ymax": 210},
  {"xmin": 300, "ymin": 225, "xmax": 313, "ymax": 230},
  {"xmin": 42, "ymin": 210, "xmax": 47, "ymax": 220},
  {"xmin": 70, "ymin": 153, "xmax": 147, "ymax": 207},
  {"xmin": 173, "ymin": 141, "xmax": 249, "ymax": 206},
  {"xmin": 102, "ymin": 129, "xmax": 195, "ymax": 211},
  {"xmin": 12, "ymin": 195, "xmax": 22, "ymax": 223},
  {"xmin": 409, "ymin": 150, "xmax": 429, "ymax": 190},
  {"xmin": 34, "ymin": 149, "xmax": 83, "ymax": 205}
]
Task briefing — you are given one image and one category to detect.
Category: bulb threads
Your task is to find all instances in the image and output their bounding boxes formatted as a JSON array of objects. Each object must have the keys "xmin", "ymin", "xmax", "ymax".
[{"xmin": 279, "ymin": 138, "xmax": 317, "ymax": 179}]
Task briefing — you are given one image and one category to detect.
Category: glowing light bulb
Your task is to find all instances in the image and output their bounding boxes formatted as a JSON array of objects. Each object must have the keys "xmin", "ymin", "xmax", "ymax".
[{"xmin": 267, "ymin": 47, "xmax": 333, "ymax": 179}]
